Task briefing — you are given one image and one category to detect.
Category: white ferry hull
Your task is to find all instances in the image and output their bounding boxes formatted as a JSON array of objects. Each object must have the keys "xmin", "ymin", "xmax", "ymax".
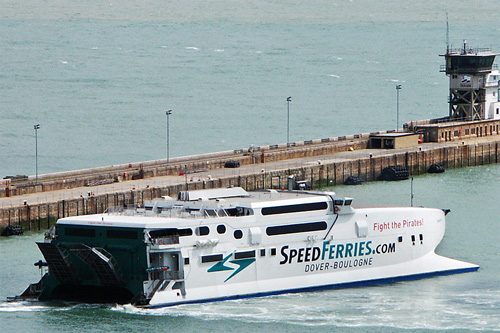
[
  {"xmin": 145, "ymin": 204, "xmax": 478, "ymax": 308},
  {"xmin": 147, "ymin": 252, "xmax": 478, "ymax": 308},
  {"xmin": 16, "ymin": 188, "xmax": 478, "ymax": 307}
]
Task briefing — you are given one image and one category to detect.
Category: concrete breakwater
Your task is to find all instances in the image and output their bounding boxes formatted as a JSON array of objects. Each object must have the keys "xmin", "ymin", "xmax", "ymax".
[
  {"xmin": 1, "ymin": 137, "xmax": 499, "ymax": 233},
  {"xmin": 0, "ymin": 134, "xmax": 369, "ymax": 198}
]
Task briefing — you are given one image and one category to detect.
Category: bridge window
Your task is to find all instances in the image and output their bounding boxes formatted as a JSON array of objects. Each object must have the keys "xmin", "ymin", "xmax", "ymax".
[
  {"xmin": 204, "ymin": 209, "xmax": 218, "ymax": 217},
  {"xmin": 225, "ymin": 207, "xmax": 254, "ymax": 216}
]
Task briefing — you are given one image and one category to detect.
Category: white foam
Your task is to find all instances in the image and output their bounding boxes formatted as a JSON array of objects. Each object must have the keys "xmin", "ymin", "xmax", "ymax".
[
  {"xmin": 0, "ymin": 301, "xmax": 49, "ymax": 312},
  {"xmin": 186, "ymin": 46, "xmax": 199, "ymax": 51}
]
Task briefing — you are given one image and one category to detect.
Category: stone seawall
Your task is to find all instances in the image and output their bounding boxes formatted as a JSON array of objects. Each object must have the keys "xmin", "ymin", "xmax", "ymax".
[
  {"xmin": 0, "ymin": 135, "xmax": 368, "ymax": 198},
  {"xmin": 1, "ymin": 139, "xmax": 498, "ymax": 232}
]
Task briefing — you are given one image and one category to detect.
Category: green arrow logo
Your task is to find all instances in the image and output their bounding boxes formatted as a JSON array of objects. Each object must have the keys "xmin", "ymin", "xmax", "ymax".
[{"xmin": 207, "ymin": 253, "xmax": 256, "ymax": 282}]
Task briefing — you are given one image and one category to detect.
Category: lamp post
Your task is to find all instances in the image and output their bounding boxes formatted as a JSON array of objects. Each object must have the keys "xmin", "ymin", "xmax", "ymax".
[
  {"xmin": 166, "ymin": 109, "xmax": 172, "ymax": 163},
  {"xmin": 396, "ymin": 85, "xmax": 402, "ymax": 131},
  {"xmin": 286, "ymin": 96, "xmax": 292, "ymax": 146},
  {"xmin": 34, "ymin": 124, "xmax": 40, "ymax": 184}
]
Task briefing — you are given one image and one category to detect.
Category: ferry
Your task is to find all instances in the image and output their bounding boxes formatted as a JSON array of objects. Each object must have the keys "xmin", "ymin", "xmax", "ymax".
[{"xmin": 15, "ymin": 187, "xmax": 478, "ymax": 307}]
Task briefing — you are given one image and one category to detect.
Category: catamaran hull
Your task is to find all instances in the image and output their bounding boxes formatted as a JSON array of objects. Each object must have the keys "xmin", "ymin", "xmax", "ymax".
[{"xmin": 146, "ymin": 253, "xmax": 478, "ymax": 308}]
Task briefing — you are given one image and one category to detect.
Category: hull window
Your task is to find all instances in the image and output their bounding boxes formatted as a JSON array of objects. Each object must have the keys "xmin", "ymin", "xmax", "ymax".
[
  {"xmin": 235, "ymin": 250, "xmax": 256, "ymax": 259},
  {"xmin": 65, "ymin": 227, "xmax": 96, "ymax": 238},
  {"xmin": 201, "ymin": 254, "xmax": 223, "ymax": 263},
  {"xmin": 261, "ymin": 202, "xmax": 328, "ymax": 215},
  {"xmin": 266, "ymin": 221, "xmax": 328, "ymax": 236},
  {"xmin": 107, "ymin": 229, "xmax": 138, "ymax": 240},
  {"xmin": 196, "ymin": 226, "xmax": 210, "ymax": 236}
]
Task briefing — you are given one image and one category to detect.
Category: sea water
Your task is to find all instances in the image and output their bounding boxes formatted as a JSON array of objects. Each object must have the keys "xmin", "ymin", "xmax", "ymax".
[
  {"xmin": 2, "ymin": 0, "xmax": 500, "ymax": 178},
  {"xmin": 1, "ymin": 0, "xmax": 500, "ymax": 331},
  {"xmin": 1, "ymin": 164, "xmax": 499, "ymax": 331}
]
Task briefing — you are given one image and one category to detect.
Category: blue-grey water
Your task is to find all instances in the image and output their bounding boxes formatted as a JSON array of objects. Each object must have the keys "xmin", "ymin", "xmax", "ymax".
[
  {"xmin": 2, "ymin": 0, "xmax": 500, "ymax": 178},
  {"xmin": 1, "ymin": 165, "xmax": 500, "ymax": 332},
  {"xmin": 1, "ymin": 0, "xmax": 500, "ymax": 331}
]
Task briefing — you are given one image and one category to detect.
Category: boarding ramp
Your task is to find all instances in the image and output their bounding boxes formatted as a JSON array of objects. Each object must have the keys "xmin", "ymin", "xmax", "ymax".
[
  {"xmin": 67, "ymin": 244, "xmax": 125, "ymax": 286},
  {"xmin": 37, "ymin": 242, "xmax": 80, "ymax": 284}
]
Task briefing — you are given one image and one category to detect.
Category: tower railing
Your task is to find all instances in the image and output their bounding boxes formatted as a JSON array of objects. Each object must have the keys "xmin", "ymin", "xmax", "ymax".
[
  {"xmin": 440, "ymin": 64, "xmax": 498, "ymax": 73},
  {"xmin": 446, "ymin": 47, "xmax": 492, "ymax": 55}
]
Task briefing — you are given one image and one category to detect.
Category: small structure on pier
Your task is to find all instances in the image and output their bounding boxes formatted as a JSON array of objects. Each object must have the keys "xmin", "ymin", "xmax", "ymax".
[
  {"xmin": 408, "ymin": 40, "xmax": 500, "ymax": 142},
  {"xmin": 368, "ymin": 132, "xmax": 419, "ymax": 149}
]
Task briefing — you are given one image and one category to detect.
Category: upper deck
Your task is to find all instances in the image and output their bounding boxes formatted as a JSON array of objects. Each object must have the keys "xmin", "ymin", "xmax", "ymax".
[{"xmin": 56, "ymin": 188, "xmax": 354, "ymax": 229}]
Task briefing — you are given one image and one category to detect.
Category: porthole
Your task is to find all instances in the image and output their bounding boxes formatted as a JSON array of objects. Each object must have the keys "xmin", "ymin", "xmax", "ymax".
[
  {"xmin": 217, "ymin": 224, "xmax": 226, "ymax": 234},
  {"xmin": 234, "ymin": 230, "xmax": 243, "ymax": 239}
]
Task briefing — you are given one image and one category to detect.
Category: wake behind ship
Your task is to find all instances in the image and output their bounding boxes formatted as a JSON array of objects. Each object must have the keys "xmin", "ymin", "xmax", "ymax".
[{"xmin": 14, "ymin": 187, "xmax": 478, "ymax": 307}]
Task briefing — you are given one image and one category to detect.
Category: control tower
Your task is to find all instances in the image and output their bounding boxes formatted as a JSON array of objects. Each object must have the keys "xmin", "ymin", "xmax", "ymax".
[{"xmin": 441, "ymin": 40, "xmax": 500, "ymax": 120}]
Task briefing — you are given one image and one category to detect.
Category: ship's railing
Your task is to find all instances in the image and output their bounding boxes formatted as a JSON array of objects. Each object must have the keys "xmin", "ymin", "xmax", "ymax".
[
  {"xmin": 106, "ymin": 205, "xmax": 230, "ymax": 219},
  {"xmin": 151, "ymin": 235, "xmax": 179, "ymax": 246},
  {"xmin": 147, "ymin": 269, "xmax": 183, "ymax": 281}
]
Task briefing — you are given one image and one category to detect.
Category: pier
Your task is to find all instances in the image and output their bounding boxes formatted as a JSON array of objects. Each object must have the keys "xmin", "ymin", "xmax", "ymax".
[
  {"xmin": 3, "ymin": 41, "xmax": 500, "ymax": 233},
  {"xmin": 1, "ymin": 132, "xmax": 499, "ymax": 233}
]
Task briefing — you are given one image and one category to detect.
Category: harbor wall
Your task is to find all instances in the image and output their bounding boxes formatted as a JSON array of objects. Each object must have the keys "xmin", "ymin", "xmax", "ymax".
[
  {"xmin": 0, "ymin": 134, "xmax": 368, "ymax": 198},
  {"xmin": 1, "ymin": 139, "xmax": 498, "ymax": 232}
]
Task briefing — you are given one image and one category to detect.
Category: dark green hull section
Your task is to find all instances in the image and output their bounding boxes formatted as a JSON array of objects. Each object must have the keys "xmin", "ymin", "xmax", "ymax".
[{"xmin": 32, "ymin": 225, "xmax": 150, "ymax": 304}]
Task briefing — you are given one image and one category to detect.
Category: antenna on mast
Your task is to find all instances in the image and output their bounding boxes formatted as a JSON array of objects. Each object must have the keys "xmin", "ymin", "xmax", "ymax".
[{"xmin": 446, "ymin": 12, "xmax": 450, "ymax": 54}]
